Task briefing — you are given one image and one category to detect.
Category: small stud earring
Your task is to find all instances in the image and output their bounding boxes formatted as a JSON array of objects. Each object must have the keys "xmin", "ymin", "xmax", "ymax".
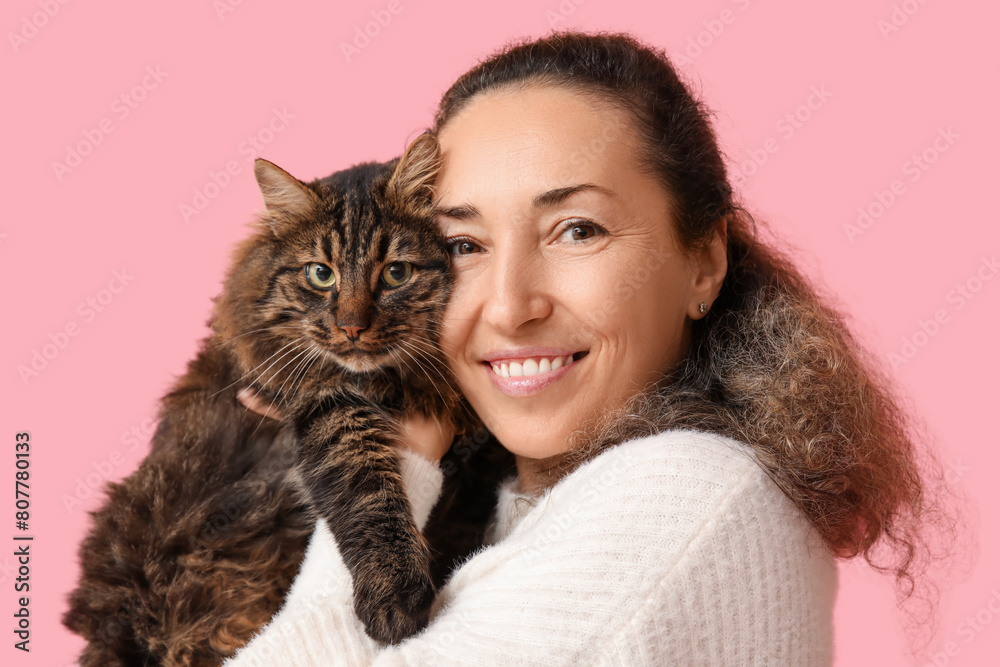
[{"xmin": 699, "ymin": 302, "xmax": 708, "ymax": 314}]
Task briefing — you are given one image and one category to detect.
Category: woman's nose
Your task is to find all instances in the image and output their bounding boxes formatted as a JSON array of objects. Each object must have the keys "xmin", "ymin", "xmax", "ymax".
[{"xmin": 480, "ymin": 243, "xmax": 552, "ymax": 334}]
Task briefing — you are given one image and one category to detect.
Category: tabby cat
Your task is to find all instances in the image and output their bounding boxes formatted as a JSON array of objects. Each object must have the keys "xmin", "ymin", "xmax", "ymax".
[{"xmin": 63, "ymin": 133, "xmax": 513, "ymax": 666}]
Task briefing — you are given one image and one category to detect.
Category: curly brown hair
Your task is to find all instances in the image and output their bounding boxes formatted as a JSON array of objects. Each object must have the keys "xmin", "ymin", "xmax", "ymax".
[{"xmin": 432, "ymin": 30, "xmax": 967, "ymax": 649}]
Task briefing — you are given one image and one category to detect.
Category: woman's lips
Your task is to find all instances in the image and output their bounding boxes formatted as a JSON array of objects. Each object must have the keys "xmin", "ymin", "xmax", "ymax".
[{"xmin": 482, "ymin": 351, "xmax": 588, "ymax": 397}]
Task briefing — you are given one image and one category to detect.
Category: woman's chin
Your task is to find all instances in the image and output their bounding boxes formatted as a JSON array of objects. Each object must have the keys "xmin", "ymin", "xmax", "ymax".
[{"xmin": 487, "ymin": 424, "xmax": 579, "ymax": 461}]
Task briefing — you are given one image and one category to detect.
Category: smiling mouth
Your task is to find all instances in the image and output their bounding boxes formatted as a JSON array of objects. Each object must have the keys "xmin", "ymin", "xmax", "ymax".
[{"xmin": 485, "ymin": 351, "xmax": 589, "ymax": 378}]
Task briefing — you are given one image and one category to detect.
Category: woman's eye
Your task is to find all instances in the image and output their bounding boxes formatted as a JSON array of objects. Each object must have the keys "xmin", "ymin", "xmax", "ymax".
[
  {"xmin": 446, "ymin": 238, "xmax": 482, "ymax": 255},
  {"xmin": 304, "ymin": 262, "xmax": 337, "ymax": 290},
  {"xmin": 560, "ymin": 220, "xmax": 604, "ymax": 242},
  {"xmin": 381, "ymin": 261, "xmax": 413, "ymax": 287}
]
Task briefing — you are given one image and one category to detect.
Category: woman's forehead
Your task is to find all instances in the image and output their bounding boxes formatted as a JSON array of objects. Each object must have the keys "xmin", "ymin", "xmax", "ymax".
[{"xmin": 435, "ymin": 85, "xmax": 646, "ymax": 203}]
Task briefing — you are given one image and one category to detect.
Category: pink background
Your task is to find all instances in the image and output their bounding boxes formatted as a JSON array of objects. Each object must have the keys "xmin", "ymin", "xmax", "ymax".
[{"xmin": 2, "ymin": 0, "xmax": 996, "ymax": 664}]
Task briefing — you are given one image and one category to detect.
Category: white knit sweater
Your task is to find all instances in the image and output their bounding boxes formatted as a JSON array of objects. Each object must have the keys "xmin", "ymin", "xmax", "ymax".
[{"xmin": 224, "ymin": 428, "xmax": 838, "ymax": 666}]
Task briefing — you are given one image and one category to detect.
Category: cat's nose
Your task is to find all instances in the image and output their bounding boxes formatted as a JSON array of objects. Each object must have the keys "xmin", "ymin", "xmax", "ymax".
[{"xmin": 339, "ymin": 324, "xmax": 366, "ymax": 342}]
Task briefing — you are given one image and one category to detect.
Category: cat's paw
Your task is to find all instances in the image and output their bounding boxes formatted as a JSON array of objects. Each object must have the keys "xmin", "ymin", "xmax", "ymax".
[{"xmin": 353, "ymin": 565, "xmax": 436, "ymax": 645}]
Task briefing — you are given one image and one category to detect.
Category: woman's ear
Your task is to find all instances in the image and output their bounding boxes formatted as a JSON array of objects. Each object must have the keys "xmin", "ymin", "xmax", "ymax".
[{"xmin": 689, "ymin": 216, "xmax": 728, "ymax": 319}]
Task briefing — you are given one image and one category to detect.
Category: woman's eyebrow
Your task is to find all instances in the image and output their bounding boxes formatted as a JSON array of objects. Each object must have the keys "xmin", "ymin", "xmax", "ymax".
[
  {"xmin": 434, "ymin": 203, "xmax": 480, "ymax": 220},
  {"xmin": 434, "ymin": 183, "xmax": 614, "ymax": 221},
  {"xmin": 532, "ymin": 183, "xmax": 614, "ymax": 208}
]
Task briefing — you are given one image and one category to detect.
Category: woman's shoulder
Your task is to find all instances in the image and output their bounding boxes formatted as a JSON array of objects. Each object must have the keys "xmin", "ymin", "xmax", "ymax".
[
  {"xmin": 462, "ymin": 428, "xmax": 837, "ymax": 665},
  {"xmin": 582, "ymin": 426, "xmax": 764, "ymax": 477},
  {"xmin": 498, "ymin": 429, "xmax": 831, "ymax": 569},
  {"xmin": 552, "ymin": 427, "xmax": 783, "ymax": 521}
]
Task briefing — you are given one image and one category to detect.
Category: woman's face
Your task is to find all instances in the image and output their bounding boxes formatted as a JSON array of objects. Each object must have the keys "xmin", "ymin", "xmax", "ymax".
[{"xmin": 434, "ymin": 84, "xmax": 724, "ymax": 461}]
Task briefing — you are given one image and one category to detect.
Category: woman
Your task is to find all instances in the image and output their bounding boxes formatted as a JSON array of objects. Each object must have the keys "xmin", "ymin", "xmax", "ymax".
[{"xmin": 229, "ymin": 32, "xmax": 948, "ymax": 665}]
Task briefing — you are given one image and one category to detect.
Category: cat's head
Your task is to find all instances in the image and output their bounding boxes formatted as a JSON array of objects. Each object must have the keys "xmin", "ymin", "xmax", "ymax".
[{"xmin": 215, "ymin": 133, "xmax": 450, "ymax": 388}]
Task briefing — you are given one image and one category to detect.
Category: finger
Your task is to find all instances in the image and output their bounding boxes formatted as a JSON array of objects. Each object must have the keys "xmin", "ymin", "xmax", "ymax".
[
  {"xmin": 400, "ymin": 414, "xmax": 455, "ymax": 462},
  {"xmin": 237, "ymin": 387, "xmax": 285, "ymax": 421}
]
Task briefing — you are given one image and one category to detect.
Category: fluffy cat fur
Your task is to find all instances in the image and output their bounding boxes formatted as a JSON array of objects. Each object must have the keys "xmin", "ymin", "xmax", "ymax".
[{"xmin": 62, "ymin": 133, "xmax": 513, "ymax": 666}]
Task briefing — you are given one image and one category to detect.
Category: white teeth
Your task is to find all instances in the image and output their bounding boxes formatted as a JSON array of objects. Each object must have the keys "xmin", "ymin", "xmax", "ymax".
[{"xmin": 490, "ymin": 354, "xmax": 581, "ymax": 378}]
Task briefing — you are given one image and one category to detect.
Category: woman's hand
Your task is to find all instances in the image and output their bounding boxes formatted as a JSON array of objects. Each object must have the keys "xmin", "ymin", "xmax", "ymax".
[
  {"xmin": 237, "ymin": 387, "xmax": 284, "ymax": 420},
  {"xmin": 398, "ymin": 413, "xmax": 454, "ymax": 464},
  {"xmin": 236, "ymin": 387, "xmax": 454, "ymax": 463}
]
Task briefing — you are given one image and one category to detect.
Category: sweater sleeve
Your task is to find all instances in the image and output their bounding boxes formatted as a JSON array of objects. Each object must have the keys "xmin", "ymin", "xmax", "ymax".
[
  {"xmin": 225, "ymin": 429, "xmax": 838, "ymax": 667},
  {"xmin": 222, "ymin": 448, "xmax": 443, "ymax": 666}
]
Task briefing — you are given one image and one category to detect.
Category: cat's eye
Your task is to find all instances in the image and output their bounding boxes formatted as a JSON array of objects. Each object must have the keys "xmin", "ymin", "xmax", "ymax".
[
  {"xmin": 381, "ymin": 262, "xmax": 413, "ymax": 287},
  {"xmin": 304, "ymin": 262, "xmax": 337, "ymax": 290}
]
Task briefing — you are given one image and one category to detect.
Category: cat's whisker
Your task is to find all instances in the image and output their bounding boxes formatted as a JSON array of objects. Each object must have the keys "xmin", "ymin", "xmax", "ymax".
[
  {"xmin": 388, "ymin": 348, "xmax": 449, "ymax": 409},
  {"xmin": 292, "ymin": 351, "xmax": 322, "ymax": 400},
  {"xmin": 388, "ymin": 348, "xmax": 419, "ymax": 382},
  {"xmin": 248, "ymin": 404, "xmax": 278, "ymax": 439},
  {"xmin": 261, "ymin": 346, "xmax": 312, "ymax": 400},
  {"xmin": 397, "ymin": 339, "xmax": 454, "ymax": 386},
  {"xmin": 389, "ymin": 347, "xmax": 440, "ymax": 400},
  {"xmin": 253, "ymin": 340, "xmax": 307, "ymax": 390},
  {"xmin": 210, "ymin": 338, "xmax": 304, "ymax": 398},
  {"xmin": 397, "ymin": 343, "xmax": 452, "ymax": 388},
  {"xmin": 288, "ymin": 344, "xmax": 320, "ymax": 386},
  {"xmin": 284, "ymin": 347, "xmax": 317, "ymax": 401},
  {"xmin": 315, "ymin": 350, "xmax": 327, "ymax": 379},
  {"xmin": 394, "ymin": 339, "xmax": 438, "ymax": 375},
  {"xmin": 266, "ymin": 345, "xmax": 314, "ymax": 400},
  {"xmin": 246, "ymin": 347, "xmax": 311, "ymax": 436},
  {"xmin": 401, "ymin": 331, "xmax": 452, "ymax": 357},
  {"xmin": 286, "ymin": 346, "xmax": 323, "ymax": 403},
  {"xmin": 228, "ymin": 325, "xmax": 301, "ymax": 343},
  {"xmin": 395, "ymin": 343, "xmax": 450, "ymax": 408},
  {"xmin": 404, "ymin": 335, "xmax": 461, "ymax": 366}
]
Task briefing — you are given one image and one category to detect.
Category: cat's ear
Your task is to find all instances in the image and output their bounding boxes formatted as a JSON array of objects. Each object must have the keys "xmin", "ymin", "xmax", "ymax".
[
  {"xmin": 254, "ymin": 159, "xmax": 320, "ymax": 235},
  {"xmin": 386, "ymin": 132, "xmax": 441, "ymax": 211}
]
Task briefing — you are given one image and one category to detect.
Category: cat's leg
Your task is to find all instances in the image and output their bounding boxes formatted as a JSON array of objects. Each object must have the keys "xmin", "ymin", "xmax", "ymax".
[{"xmin": 294, "ymin": 394, "xmax": 435, "ymax": 645}]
